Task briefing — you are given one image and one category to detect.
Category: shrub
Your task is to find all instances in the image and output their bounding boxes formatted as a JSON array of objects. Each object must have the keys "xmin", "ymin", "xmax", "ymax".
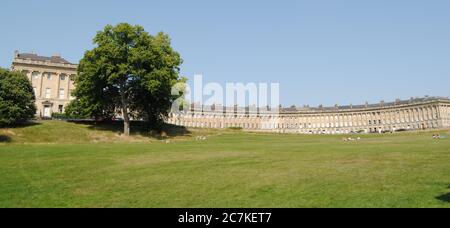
[{"xmin": 0, "ymin": 68, "xmax": 36, "ymax": 126}]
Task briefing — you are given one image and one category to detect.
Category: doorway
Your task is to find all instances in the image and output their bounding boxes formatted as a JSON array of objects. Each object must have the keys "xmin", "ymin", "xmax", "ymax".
[{"xmin": 43, "ymin": 105, "xmax": 51, "ymax": 118}]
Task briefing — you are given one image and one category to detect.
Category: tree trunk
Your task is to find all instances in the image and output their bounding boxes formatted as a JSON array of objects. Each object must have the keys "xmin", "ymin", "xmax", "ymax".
[
  {"xmin": 122, "ymin": 107, "xmax": 130, "ymax": 136},
  {"xmin": 120, "ymin": 87, "xmax": 130, "ymax": 136}
]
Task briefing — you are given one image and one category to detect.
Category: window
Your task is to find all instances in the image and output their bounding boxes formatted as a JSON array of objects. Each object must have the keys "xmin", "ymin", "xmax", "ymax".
[
  {"xmin": 59, "ymin": 89, "xmax": 65, "ymax": 99},
  {"xmin": 45, "ymin": 88, "xmax": 51, "ymax": 99},
  {"xmin": 33, "ymin": 87, "xmax": 37, "ymax": 96},
  {"xmin": 32, "ymin": 72, "xmax": 39, "ymax": 79},
  {"xmin": 46, "ymin": 73, "xmax": 52, "ymax": 80},
  {"xmin": 58, "ymin": 105, "xmax": 64, "ymax": 113},
  {"xmin": 60, "ymin": 75, "xmax": 66, "ymax": 81}
]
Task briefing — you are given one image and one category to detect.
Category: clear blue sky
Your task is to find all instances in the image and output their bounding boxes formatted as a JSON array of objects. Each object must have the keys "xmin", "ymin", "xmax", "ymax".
[{"xmin": 1, "ymin": 0, "xmax": 449, "ymax": 106}]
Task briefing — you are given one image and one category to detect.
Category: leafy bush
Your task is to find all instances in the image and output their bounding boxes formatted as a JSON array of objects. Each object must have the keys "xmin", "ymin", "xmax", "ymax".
[
  {"xmin": 0, "ymin": 68, "xmax": 36, "ymax": 126},
  {"xmin": 52, "ymin": 113, "xmax": 70, "ymax": 120}
]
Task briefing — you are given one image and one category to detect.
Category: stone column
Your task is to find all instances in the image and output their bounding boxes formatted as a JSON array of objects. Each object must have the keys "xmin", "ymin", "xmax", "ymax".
[
  {"xmin": 359, "ymin": 113, "xmax": 363, "ymax": 127},
  {"xmin": 407, "ymin": 109, "xmax": 412, "ymax": 123},
  {"xmin": 411, "ymin": 108, "xmax": 416, "ymax": 123},
  {"xmin": 26, "ymin": 71, "xmax": 31, "ymax": 82},
  {"xmin": 38, "ymin": 71, "xmax": 43, "ymax": 99},
  {"xmin": 420, "ymin": 107, "xmax": 425, "ymax": 122},
  {"xmin": 437, "ymin": 105, "xmax": 444, "ymax": 127},
  {"xmin": 428, "ymin": 106, "xmax": 433, "ymax": 120},
  {"xmin": 56, "ymin": 73, "xmax": 61, "ymax": 99}
]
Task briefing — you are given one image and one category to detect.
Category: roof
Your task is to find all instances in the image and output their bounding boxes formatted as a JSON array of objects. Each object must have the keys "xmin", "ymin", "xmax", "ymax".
[
  {"xmin": 282, "ymin": 96, "xmax": 450, "ymax": 112},
  {"xmin": 185, "ymin": 96, "xmax": 450, "ymax": 113},
  {"xmin": 15, "ymin": 53, "xmax": 74, "ymax": 65}
]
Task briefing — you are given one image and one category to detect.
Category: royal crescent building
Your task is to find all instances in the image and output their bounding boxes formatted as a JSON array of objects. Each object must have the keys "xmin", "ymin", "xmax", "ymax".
[
  {"xmin": 10, "ymin": 52, "xmax": 450, "ymax": 134},
  {"xmin": 168, "ymin": 98, "xmax": 450, "ymax": 134}
]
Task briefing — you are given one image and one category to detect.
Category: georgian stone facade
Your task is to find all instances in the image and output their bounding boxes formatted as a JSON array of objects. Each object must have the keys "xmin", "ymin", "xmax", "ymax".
[
  {"xmin": 11, "ymin": 52, "xmax": 77, "ymax": 118},
  {"xmin": 9, "ymin": 52, "xmax": 450, "ymax": 133},
  {"xmin": 168, "ymin": 97, "xmax": 450, "ymax": 134}
]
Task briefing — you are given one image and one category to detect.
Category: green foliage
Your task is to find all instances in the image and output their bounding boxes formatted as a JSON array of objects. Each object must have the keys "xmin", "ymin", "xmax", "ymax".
[
  {"xmin": 51, "ymin": 113, "xmax": 66, "ymax": 120},
  {"xmin": 68, "ymin": 23, "xmax": 184, "ymax": 133},
  {"xmin": 65, "ymin": 98, "xmax": 115, "ymax": 120},
  {"xmin": 0, "ymin": 68, "xmax": 36, "ymax": 126},
  {"xmin": 51, "ymin": 112, "xmax": 75, "ymax": 120}
]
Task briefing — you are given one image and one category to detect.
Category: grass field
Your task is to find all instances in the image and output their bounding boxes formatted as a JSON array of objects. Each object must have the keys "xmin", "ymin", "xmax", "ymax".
[{"xmin": 0, "ymin": 121, "xmax": 449, "ymax": 208}]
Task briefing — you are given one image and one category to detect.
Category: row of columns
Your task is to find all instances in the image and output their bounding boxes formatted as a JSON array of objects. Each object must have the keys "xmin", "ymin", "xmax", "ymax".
[
  {"xmin": 441, "ymin": 105, "xmax": 450, "ymax": 127},
  {"xmin": 279, "ymin": 105, "xmax": 440, "ymax": 129},
  {"xmin": 168, "ymin": 104, "xmax": 448, "ymax": 134},
  {"xmin": 21, "ymin": 70, "xmax": 75, "ymax": 100}
]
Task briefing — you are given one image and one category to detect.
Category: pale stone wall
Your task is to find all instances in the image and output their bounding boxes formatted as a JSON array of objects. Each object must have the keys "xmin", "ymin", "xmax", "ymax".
[
  {"xmin": 443, "ymin": 104, "xmax": 450, "ymax": 127},
  {"xmin": 11, "ymin": 56, "xmax": 77, "ymax": 118},
  {"xmin": 168, "ymin": 99, "xmax": 450, "ymax": 134},
  {"xmin": 9, "ymin": 53, "xmax": 449, "ymax": 132}
]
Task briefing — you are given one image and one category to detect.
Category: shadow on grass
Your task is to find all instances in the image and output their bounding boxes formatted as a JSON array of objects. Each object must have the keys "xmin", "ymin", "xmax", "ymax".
[
  {"xmin": 1, "ymin": 121, "xmax": 41, "ymax": 129},
  {"xmin": 436, "ymin": 185, "xmax": 450, "ymax": 203},
  {"xmin": 0, "ymin": 121, "xmax": 41, "ymax": 143},
  {"xmin": 69, "ymin": 120, "xmax": 191, "ymax": 139},
  {"xmin": 0, "ymin": 135, "xmax": 11, "ymax": 143}
]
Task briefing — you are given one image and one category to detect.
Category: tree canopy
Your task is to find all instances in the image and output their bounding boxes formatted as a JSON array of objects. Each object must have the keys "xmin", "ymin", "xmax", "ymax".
[
  {"xmin": 66, "ymin": 23, "xmax": 184, "ymax": 135},
  {"xmin": 0, "ymin": 68, "xmax": 36, "ymax": 126}
]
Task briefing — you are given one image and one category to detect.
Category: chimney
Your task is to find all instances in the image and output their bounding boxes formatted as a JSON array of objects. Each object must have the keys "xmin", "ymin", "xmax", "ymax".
[
  {"xmin": 14, "ymin": 50, "xmax": 19, "ymax": 58},
  {"xmin": 52, "ymin": 53, "xmax": 61, "ymax": 58}
]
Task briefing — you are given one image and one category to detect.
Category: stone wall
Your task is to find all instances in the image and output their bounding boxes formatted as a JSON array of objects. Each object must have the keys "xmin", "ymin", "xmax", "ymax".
[
  {"xmin": 168, "ymin": 99, "xmax": 450, "ymax": 134},
  {"xmin": 11, "ymin": 55, "xmax": 77, "ymax": 118}
]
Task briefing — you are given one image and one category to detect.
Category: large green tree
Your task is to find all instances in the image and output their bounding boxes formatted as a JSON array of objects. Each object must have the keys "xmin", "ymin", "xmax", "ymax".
[
  {"xmin": 68, "ymin": 23, "xmax": 183, "ymax": 135},
  {"xmin": 0, "ymin": 68, "xmax": 36, "ymax": 126}
]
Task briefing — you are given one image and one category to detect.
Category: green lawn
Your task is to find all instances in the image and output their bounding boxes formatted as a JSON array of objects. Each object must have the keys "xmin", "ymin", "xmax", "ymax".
[{"xmin": 0, "ymin": 121, "xmax": 449, "ymax": 208}]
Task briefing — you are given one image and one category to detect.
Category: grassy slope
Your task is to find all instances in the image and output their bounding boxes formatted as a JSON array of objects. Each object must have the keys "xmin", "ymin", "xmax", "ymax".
[
  {"xmin": 0, "ymin": 121, "xmax": 449, "ymax": 208},
  {"xmin": 0, "ymin": 121, "xmax": 221, "ymax": 144}
]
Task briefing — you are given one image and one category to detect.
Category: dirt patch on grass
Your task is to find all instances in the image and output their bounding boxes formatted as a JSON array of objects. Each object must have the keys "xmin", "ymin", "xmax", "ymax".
[{"xmin": 90, "ymin": 134, "xmax": 112, "ymax": 143}]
